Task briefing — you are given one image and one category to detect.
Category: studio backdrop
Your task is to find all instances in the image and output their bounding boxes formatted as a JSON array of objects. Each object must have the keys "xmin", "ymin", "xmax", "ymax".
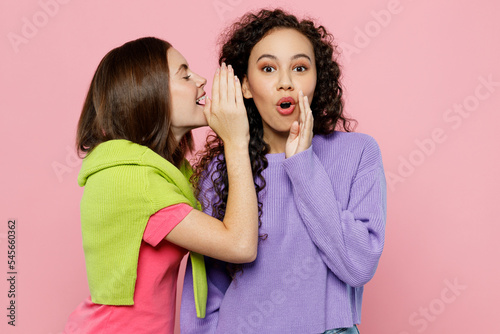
[{"xmin": 1, "ymin": 0, "xmax": 499, "ymax": 333}]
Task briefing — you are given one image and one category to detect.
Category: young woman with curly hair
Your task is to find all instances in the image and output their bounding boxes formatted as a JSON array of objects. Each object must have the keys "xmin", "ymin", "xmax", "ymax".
[{"xmin": 181, "ymin": 9, "xmax": 386, "ymax": 334}]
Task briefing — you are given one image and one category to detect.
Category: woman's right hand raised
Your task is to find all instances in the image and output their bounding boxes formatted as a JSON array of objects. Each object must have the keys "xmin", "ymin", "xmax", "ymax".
[
  {"xmin": 203, "ymin": 63, "xmax": 249, "ymax": 147},
  {"xmin": 166, "ymin": 65, "xmax": 258, "ymax": 265}
]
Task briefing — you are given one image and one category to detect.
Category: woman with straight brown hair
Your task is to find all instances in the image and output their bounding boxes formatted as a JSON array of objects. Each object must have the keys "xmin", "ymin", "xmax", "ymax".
[{"xmin": 63, "ymin": 36, "xmax": 258, "ymax": 334}]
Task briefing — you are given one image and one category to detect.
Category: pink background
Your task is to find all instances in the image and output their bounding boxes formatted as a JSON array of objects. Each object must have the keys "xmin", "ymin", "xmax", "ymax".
[{"xmin": 1, "ymin": 0, "xmax": 499, "ymax": 333}]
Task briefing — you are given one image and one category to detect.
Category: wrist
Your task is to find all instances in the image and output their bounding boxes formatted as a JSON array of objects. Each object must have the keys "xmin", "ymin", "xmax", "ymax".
[
  {"xmin": 223, "ymin": 137, "xmax": 249, "ymax": 151},
  {"xmin": 224, "ymin": 141, "xmax": 249, "ymax": 153}
]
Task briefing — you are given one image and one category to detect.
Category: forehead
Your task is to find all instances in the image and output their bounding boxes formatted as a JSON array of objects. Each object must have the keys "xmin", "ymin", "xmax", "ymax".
[
  {"xmin": 250, "ymin": 28, "xmax": 315, "ymax": 61},
  {"xmin": 167, "ymin": 48, "xmax": 187, "ymax": 71}
]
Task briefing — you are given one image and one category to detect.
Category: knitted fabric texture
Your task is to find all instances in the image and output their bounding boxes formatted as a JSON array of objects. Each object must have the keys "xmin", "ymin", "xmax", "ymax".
[
  {"xmin": 180, "ymin": 132, "xmax": 387, "ymax": 332},
  {"xmin": 78, "ymin": 139, "xmax": 207, "ymax": 317}
]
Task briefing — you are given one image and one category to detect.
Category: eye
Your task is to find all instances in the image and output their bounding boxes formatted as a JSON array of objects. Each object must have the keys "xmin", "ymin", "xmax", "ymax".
[
  {"xmin": 183, "ymin": 74, "xmax": 191, "ymax": 80},
  {"xmin": 262, "ymin": 66, "xmax": 275, "ymax": 73},
  {"xmin": 293, "ymin": 66, "xmax": 307, "ymax": 72}
]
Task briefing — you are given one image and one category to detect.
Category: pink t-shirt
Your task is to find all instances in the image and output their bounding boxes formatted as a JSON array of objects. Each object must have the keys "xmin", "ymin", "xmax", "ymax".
[{"xmin": 64, "ymin": 203, "xmax": 193, "ymax": 334}]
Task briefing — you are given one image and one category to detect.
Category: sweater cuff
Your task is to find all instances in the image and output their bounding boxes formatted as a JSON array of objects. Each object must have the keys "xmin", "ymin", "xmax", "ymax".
[{"xmin": 281, "ymin": 146, "xmax": 314, "ymax": 178}]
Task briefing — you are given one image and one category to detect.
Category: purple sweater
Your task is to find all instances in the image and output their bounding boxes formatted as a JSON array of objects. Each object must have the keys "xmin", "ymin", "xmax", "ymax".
[{"xmin": 181, "ymin": 131, "xmax": 386, "ymax": 333}]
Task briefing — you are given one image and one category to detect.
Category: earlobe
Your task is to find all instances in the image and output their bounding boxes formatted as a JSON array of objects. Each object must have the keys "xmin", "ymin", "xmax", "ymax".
[{"xmin": 241, "ymin": 76, "xmax": 253, "ymax": 99}]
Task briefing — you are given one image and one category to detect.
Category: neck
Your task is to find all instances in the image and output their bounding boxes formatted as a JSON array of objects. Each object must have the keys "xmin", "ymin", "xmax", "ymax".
[
  {"xmin": 263, "ymin": 128, "xmax": 288, "ymax": 154},
  {"xmin": 172, "ymin": 126, "xmax": 191, "ymax": 145}
]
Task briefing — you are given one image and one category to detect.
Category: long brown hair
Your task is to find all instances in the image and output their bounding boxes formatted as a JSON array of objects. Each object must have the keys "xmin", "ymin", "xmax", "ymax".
[{"xmin": 76, "ymin": 36, "xmax": 192, "ymax": 167}]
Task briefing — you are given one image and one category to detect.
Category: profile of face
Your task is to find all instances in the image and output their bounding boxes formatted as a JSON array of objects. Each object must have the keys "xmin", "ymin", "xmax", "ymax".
[
  {"xmin": 167, "ymin": 48, "xmax": 208, "ymax": 141},
  {"xmin": 242, "ymin": 28, "xmax": 317, "ymax": 141}
]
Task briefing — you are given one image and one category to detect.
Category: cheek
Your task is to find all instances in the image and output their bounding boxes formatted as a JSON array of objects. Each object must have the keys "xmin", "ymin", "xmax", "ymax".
[
  {"xmin": 247, "ymin": 74, "xmax": 273, "ymax": 99},
  {"xmin": 299, "ymin": 76, "xmax": 317, "ymax": 102},
  {"xmin": 168, "ymin": 85, "xmax": 181, "ymax": 107},
  {"xmin": 169, "ymin": 112, "xmax": 180, "ymax": 127},
  {"xmin": 254, "ymin": 86, "xmax": 273, "ymax": 103}
]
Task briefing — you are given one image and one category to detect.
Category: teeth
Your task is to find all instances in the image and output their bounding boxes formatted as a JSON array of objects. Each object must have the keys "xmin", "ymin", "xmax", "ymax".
[{"xmin": 196, "ymin": 95, "xmax": 206, "ymax": 103}]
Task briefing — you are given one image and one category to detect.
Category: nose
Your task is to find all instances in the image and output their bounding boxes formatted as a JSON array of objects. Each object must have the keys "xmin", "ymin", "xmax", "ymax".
[
  {"xmin": 195, "ymin": 73, "xmax": 207, "ymax": 88},
  {"xmin": 277, "ymin": 71, "xmax": 294, "ymax": 91}
]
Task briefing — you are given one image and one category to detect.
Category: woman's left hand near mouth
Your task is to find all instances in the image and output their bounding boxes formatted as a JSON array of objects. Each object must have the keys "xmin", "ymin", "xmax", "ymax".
[{"xmin": 285, "ymin": 90, "xmax": 314, "ymax": 158}]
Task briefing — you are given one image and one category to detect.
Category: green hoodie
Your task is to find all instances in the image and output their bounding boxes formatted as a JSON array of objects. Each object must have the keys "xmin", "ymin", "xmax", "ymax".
[{"xmin": 77, "ymin": 139, "xmax": 207, "ymax": 318}]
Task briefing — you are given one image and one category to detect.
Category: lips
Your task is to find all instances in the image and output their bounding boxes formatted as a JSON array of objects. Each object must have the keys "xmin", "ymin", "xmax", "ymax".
[
  {"xmin": 196, "ymin": 92, "xmax": 206, "ymax": 106},
  {"xmin": 276, "ymin": 96, "xmax": 296, "ymax": 115}
]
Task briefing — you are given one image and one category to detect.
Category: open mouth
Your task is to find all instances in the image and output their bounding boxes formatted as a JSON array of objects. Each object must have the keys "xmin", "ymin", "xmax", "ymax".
[
  {"xmin": 276, "ymin": 97, "xmax": 295, "ymax": 115},
  {"xmin": 196, "ymin": 94, "xmax": 206, "ymax": 106}
]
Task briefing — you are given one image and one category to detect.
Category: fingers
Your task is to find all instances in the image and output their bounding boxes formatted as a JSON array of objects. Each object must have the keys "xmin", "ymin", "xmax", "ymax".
[
  {"xmin": 219, "ymin": 63, "xmax": 228, "ymax": 103},
  {"xmin": 288, "ymin": 121, "xmax": 299, "ymax": 139},
  {"xmin": 296, "ymin": 92, "xmax": 314, "ymax": 155},
  {"xmin": 298, "ymin": 91, "xmax": 307, "ymax": 142},
  {"xmin": 286, "ymin": 92, "xmax": 314, "ymax": 159},
  {"xmin": 211, "ymin": 67, "xmax": 220, "ymax": 111},
  {"xmin": 298, "ymin": 91, "xmax": 306, "ymax": 127},
  {"xmin": 303, "ymin": 95, "xmax": 314, "ymax": 138},
  {"xmin": 206, "ymin": 63, "xmax": 250, "ymax": 145},
  {"xmin": 234, "ymin": 75, "xmax": 244, "ymax": 107},
  {"xmin": 213, "ymin": 63, "xmax": 241, "ymax": 111},
  {"xmin": 285, "ymin": 121, "xmax": 299, "ymax": 158},
  {"xmin": 203, "ymin": 97, "xmax": 212, "ymax": 123},
  {"xmin": 226, "ymin": 65, "xmax": 236, "ymax": 104}
]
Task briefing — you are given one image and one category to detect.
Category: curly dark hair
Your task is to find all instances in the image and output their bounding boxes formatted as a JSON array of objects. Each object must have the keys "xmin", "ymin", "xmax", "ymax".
[{"xmin": 192, "ymin": 9, "xmax": 356, "ymax": 276}]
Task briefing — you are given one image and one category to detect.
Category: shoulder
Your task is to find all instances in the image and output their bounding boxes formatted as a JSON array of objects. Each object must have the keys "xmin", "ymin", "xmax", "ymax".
[
  {"xmin": 78, "ymin": 140, "xmax": 149, "ymax": 186},
  {"xmin": 313, "ymin": 131, "xmax": 383, "ymax": 176},
  {"xmin": 314, "ymin": 131, "xmax": 379, "ymax": 151}
]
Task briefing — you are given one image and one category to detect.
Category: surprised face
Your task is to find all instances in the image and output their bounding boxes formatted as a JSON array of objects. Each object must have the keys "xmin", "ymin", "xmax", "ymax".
[{"xmin": 242, "ymin": 28, "xmax": 317, "ymax": 146}]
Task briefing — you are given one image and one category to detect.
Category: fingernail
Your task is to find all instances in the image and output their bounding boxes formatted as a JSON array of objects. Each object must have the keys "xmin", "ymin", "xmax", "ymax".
[
  {"xmin": 222, "ymin": 62, "xmax": 226, "ymax": 69},
  {"xmin": 216, "ymin": 67, "xmax": 220, "ymax": 74},
  {"xmin": 228, "ymin": 64, "xmax": 232, "ymax": 71},
  {"xmin": 300, "ymin": 90, "xmax": 303, "ymax": 96},
  {"xmin": 235, "ymin": 75, "xmax": 238, "ymax": 82}
]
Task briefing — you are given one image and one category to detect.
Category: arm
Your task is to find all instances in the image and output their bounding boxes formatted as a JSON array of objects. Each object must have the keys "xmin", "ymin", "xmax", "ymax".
[
  {"xmin": 284, "ymin": 93, "xmax": 386, "ymax": 287},
  {"xmin": 166, "ymin": 64, "xmax": 258, "ymax": 263},
  {"xmin": 180, "ymin": 157, "xmax": 231, "ymax": 331},
  {"xmin": 282, "ymin": 139, "xmax": 386, "ymax": 287}
]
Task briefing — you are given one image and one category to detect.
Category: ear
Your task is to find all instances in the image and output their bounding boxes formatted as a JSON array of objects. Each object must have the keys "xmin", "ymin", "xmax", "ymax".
[{"xmin": 241, "ymin": 76, "xmax": 253, "ymax": 99}]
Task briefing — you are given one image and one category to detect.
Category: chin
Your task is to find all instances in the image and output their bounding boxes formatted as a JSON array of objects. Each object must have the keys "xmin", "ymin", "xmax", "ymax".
[
  {"xmin": 271, "ymin": 125, "xmax": 294, "ymax": 135},
  {"xmin": 193, "ymin": 116, "xmax": 208, "ymax": 127}
]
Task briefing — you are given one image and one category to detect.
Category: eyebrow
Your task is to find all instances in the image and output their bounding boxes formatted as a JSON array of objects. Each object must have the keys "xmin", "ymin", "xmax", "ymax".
[
  {"xmin": 175, "ymin": 64, "xmax": 188, "ymax": 75},
  {"xmin": 256, "ymin": 53, "xmax": 312, "ymax": 63}
]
